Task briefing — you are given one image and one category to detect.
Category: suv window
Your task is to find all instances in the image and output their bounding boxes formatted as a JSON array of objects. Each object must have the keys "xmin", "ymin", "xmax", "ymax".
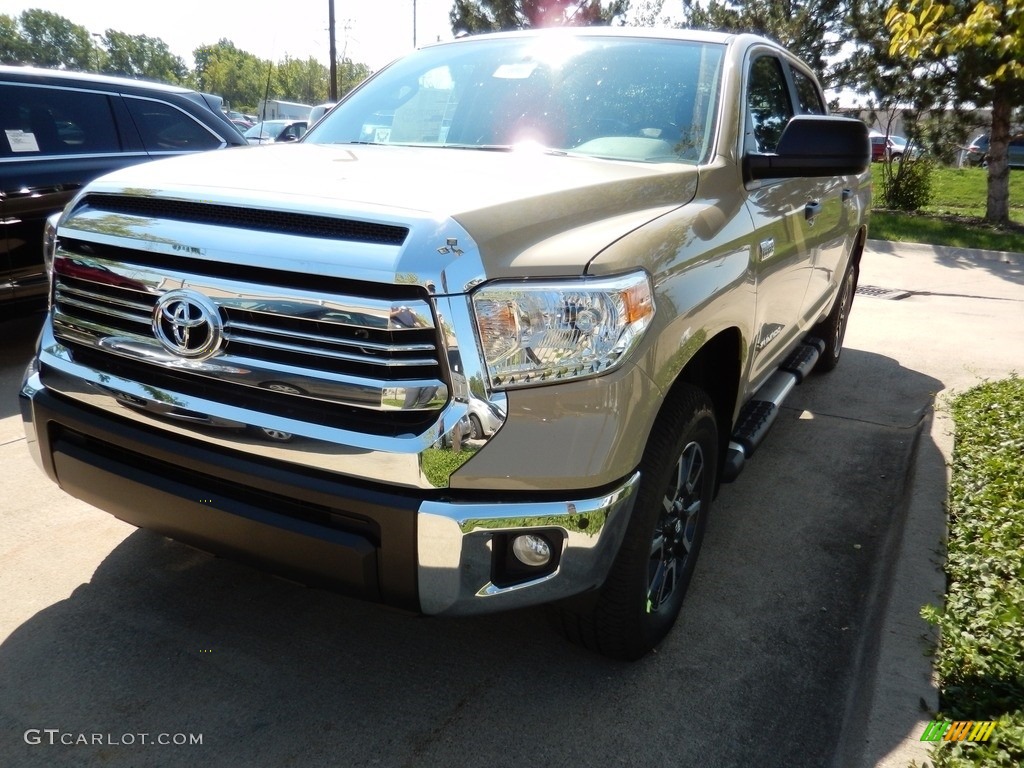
[
  {"xmin": 746, "ymin": 56, "xmax": 793, "ymax": 153},
  {"xmin": 0, "ymin": 84, "xmax": 120, "ymax": 157},
  {"xmin": 124, "ymin": 97, "xmax": 222, "ymax": 152}
]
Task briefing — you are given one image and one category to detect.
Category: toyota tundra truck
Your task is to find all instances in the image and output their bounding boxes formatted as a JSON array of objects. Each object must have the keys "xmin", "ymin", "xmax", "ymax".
[{"xmin": 20, "ymin": 28, "xmax": 870, "ymax": 660}]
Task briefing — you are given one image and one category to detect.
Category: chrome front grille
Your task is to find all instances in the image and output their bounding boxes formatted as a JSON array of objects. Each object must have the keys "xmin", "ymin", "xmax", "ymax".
[{"xmin": 50, "ymin": 247, "xmax": 449, "ymax": 435}]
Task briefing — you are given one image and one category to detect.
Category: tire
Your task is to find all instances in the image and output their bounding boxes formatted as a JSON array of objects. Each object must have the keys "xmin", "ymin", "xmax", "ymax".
[
  {"xmin": 555, "ymin": 385, "xmax": 718, "ymax": 660},
  {"xmin": 813, "ymin": 259, "xmax": 857, "ymax": 372},
  {"xmin": 468, "ymin": 414, "xmax": 484, "ymax": 440}
]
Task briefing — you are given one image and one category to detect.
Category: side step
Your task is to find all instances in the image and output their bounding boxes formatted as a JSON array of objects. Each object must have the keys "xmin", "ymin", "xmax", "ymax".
[{"xmin": 720, "ymin": 337, "xmax": 824, "ymax": 483}]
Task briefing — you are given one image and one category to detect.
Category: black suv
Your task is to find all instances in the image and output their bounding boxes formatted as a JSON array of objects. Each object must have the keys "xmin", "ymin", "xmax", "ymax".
[{"xmin": 1, "ymin": 66, "xmax": 246, "ymax": 309}]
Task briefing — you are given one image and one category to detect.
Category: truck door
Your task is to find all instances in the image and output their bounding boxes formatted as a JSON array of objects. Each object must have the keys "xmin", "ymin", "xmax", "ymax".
[
  {"xmin": 742, "ymin": 52, "xmax": 817, "ymax": 386},
  {"xmin": 787, "ymin": 65, "xmax": 850, "ymax": 327}
]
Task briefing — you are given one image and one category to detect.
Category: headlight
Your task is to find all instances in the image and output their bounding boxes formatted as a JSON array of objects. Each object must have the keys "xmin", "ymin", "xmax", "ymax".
[
  {"xmin": 471, "ymin": 271, "xmax": 655, "ymax": 389},
  {"xmin": 42, "ymin": 212, "xmax": 61, "ymax": 277}
]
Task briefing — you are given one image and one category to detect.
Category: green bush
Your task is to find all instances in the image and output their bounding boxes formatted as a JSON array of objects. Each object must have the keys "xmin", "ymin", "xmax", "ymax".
[
  {"xmin": 880, "ymin": 156, "xmax": 934, "ymax": 211},
  {"xmin": 922, "ymin": 377, "xmax": 1024, "ymax": 767}
]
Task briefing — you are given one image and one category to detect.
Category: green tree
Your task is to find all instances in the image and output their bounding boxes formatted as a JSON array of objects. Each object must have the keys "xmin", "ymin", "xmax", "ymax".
[
  {"xmin": 887, "ymin": 0, "xmax": 1024, "ymax": 224},
  {"xmin": 337, "ymin": 58, "xmax": 372, "ymax": 99},
  {"xmin": 450, "ymin": 0, "xmax": 629, "ymax": 33},
  {"xmin": 16, "ymin": 9, "xmax": 95, "ymax": 70},
  {"xmin": 676, "ymin": 0, "xmax": 846, "ymax": 86},
  {"xmin": 274, "ymin": 55, "xmax": 330, "ymax": 105},
  {"xmin": 0, "ymin": 13, "xmax": 27, "ymax": 63},
  {"xmin": 193, "ymin": 39, "xmax": 270, "ymax": 112},
  {"xmin": 102, "ymin": 30, "xmax": 187, "ymax": 83}
]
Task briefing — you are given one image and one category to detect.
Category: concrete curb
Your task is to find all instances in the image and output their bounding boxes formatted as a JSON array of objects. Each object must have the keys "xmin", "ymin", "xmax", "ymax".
[
  {"xmin": 867, "ymin": 238, "xmax": 1024, "ymax": 267},
  {"xmin": 850, "ymin": 400, "xmax": 951, "ymax": 768}
]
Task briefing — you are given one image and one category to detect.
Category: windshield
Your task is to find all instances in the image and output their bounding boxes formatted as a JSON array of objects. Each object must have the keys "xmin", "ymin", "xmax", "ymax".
[{"xmin": 307, "ymin": 34, "xmax": 725, "ymax": 164}]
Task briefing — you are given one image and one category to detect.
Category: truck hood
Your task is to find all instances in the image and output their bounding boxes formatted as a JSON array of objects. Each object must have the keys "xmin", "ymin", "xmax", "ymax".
[{"xmin": 80, "ymin": 143, "xmax": 699, "ymax": 285}]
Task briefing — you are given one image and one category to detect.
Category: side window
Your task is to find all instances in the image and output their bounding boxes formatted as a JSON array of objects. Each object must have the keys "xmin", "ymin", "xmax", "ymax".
[
  {"xmin": 792, "ymin": 68, "xmax": 826, "ymax": 115},
  {"xmin": 124, "ymin": 98, "xmax": 221, "ymax": 152},
  {"xmin": 746, "ymin": 56, "xmax": 793, "ymax": 154},
  {"xmin": 0, "ymin": 84, "xmax": 120, "ymax": 157}
]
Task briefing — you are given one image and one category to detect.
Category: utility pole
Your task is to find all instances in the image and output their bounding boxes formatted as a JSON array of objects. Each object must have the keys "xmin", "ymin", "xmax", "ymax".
[
  {"xmin": 328, "ymin": 0, "xmax": 338, "ymax": 101},
  {"xmin": 339, "ymin": 20, "xmax": 351, "ymax": 98},
  {"xmin": 413, "ymin": 0, "xmax": 417, "ymax": 48}
]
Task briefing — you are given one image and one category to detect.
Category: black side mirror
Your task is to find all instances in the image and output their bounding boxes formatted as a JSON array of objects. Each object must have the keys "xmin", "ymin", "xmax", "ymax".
[{"xmin": 745, "ymin": 116, "xmax": 870, "ymax": 181}]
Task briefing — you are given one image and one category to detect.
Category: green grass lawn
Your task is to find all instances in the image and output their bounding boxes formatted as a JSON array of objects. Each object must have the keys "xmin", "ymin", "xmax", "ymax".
[{"xmin": 871, "ymin": 165, "xmax": 1024, "ymax": 253}]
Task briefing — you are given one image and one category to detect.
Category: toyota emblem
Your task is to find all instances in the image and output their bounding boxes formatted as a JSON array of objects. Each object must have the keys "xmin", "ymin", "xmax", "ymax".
[{"xmin": 152, "ymin": 289, "xmax": 223, "ymax": 359}]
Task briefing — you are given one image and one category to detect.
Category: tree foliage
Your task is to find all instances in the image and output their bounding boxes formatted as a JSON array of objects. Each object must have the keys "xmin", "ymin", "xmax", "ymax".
[
  {"xmin": 337, "ymin": 58, "xmax": 372, "ymax": 99},
  {"xmin": 676, "ymin": 0, "xmax": 845, "ymax": 87},
  {"xmin": 0, "ymin": 14, "xmax": 26, "ymax": 63},
  {"xmin": 102, "ymin": 30, "xmax": 187, "ymax": 83},
  {"xmin": 2, "ymin": 9, "xmax": 96, "ymax": 69},
  {"xmin": 193, "ymin": 39, "xmax": 272, "ymax": 112},
  {"xmin": 274, "ymin": 55, "xmax": 330, "ymax": 106},
  {"xmin": 450, "ymin": 0, "xmax": 629, "ymax": 33},
  {"xmin": 886, "ymin": 0, "xmax": 1024, "ymax": 224},
  {"xmin": 0, "ymin": 10, "xmax": 372, "ymax": 112}
]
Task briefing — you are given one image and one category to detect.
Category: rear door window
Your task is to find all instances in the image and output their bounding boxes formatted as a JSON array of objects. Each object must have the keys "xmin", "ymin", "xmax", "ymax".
[
  {"xmin": 0, "ymin": 84, "xmax": 121, "ymax": 157},
  {"xmin": 124, "ymin": 97, "xmax": 222, "ymax": 152},
  {"xmin": 791, "ymin": 68, "xmax": 826, "ymax": 115}
]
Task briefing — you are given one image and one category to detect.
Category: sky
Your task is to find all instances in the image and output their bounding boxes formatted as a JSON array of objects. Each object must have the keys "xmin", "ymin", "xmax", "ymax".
[{"xmin": 0, "ymin": 0, "xmax": 457, "ymax": 72}]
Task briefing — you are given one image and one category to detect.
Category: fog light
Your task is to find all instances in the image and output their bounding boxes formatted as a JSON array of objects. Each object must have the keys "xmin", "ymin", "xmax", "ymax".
[{"xmin": 511, "ymin": 534, "xmax": 552, "ymax": 567}]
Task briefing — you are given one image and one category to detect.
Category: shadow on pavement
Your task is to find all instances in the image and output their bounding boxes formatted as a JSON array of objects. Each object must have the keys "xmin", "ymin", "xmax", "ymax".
[{"xmin": 0, "ymin": 310, "xmax": 45, "ymax": 423}]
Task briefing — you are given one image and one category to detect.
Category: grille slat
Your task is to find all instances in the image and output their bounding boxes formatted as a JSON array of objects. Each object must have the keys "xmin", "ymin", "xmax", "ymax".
[
  {"xmin": 223, "ymin": 328, "xmax": 439, "ymax": 368},
  {"xmin": 224, "ymin": 320, "xmax": 437, "ymax": 355},
  {"xmin": 55, "ymin": 292, "xmax": 153, "ymax": 326},
  {"xmin": 56, "ymin": 283, "xmax": 155, "ymax": 315}
]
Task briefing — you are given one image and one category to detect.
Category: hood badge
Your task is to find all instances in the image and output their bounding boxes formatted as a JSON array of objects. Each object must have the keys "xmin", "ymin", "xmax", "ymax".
[
  {"xmin": 152, "ymin": 289, "xmax": 224, "ymax": 359},
  {"xmin": 437, "ymin": 237, "xmax": 463, "ymax": 256}
]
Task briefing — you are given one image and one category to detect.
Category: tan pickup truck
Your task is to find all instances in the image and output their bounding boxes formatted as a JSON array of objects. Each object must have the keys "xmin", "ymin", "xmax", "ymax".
[{"xmin": 21, "ymin": 28, "xmax": 870, "ymax": 659}]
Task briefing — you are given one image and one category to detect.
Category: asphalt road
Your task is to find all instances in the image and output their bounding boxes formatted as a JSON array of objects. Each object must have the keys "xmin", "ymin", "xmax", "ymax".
[{"xmin": 1, "ymin": 241, "xmax": 1020, "ymax": 768}]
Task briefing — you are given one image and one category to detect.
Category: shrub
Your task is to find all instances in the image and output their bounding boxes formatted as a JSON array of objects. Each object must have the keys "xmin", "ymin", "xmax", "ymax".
[{"xmin": 880, "ymin": 155, "xmax": 934, "ymax": 211}]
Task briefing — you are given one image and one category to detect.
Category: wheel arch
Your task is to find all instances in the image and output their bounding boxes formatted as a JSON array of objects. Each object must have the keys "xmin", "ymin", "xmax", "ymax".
[{"xmin": 661, "ymin": 326, "xmax": 743, "ymax": 492}]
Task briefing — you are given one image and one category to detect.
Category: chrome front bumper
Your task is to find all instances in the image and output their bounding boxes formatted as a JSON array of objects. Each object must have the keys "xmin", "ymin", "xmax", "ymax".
[
  {"xmin": 417, "ymin": 472, "xmax": 639, "ymax": 615},
  {"xmin": 21, "ymin": 367, "xmax": 639, "ymax": 615}
]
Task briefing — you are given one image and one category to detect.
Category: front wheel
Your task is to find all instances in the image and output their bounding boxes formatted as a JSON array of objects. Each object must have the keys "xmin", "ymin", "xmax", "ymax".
[{"xmin": 555, "ymin": 385, "xmax": 718, "ymax": 660}]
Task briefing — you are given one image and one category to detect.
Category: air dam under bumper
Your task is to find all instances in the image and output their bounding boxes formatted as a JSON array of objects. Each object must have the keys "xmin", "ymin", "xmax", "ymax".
[{"xmin": 20, "ymin": 374, "xmax": 639, "ymax": 616}]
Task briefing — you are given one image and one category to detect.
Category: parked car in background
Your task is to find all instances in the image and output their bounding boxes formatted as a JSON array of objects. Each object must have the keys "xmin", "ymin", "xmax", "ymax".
[
  {"xmin": 0, "ymin": 65, "xmax": 247, "ymax": 309},
  {"xmin": 886, "ymin": 135, "xmax": 921, "ymax": 161},
  {"xmin": 243, "ymin": 120, "xmax": 308, "ymax": 145},
  {"xmin": 869, "ymin": 132, "xmax": 920, "ymax": 162},
  {"xmin": 965, "ymin": 133, "xmax": 1024, "ymax": 168}
]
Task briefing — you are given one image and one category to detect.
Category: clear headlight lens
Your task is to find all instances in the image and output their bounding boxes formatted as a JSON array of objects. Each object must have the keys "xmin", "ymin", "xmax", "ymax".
[
  {"xmin": 471, "ymin": 271, "xmax": 655, "ymax": 389},
  {"xmin": 42, "ymin": 212, "xmax": 61, "ymax": 277}
]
